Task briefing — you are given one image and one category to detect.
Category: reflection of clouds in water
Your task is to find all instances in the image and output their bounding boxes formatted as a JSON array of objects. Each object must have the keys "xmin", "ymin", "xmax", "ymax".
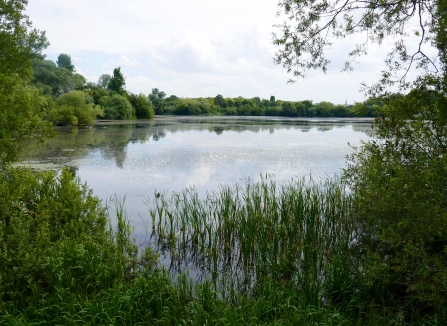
[
  {"xmin": 188, "ymin": 164, "xmax": 215, "ymax": 186},
  {"xmin": 18, "ymin": 117, "xmax": 373, "ymax": 198},
  {"xmin": 17, "ymin": 117, "xmax": 373, "ymax": 242}
]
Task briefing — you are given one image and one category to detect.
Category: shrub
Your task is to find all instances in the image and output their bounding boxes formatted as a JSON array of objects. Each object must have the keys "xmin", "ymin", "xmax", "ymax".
[
  {"xmin": 344, "ymin": 78, "xmax": 447, "ymax": 314},
  {"xmin": 102, "ymin": 93, "xmax": 135, "ymax": 120},
  {"xmin": 46, "ymin": 90, "xmax": 102, "ymax": 125},
  {"xmin": 0, "ymin": 168, "xmax": 126, "ymax": 308},
  {"xmin": 128, "ymin": 93, "xmax": 155, "ymax": 119}
]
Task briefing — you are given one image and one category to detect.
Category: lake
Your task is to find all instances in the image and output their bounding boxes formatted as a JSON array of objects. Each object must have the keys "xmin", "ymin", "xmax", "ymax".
[{"xmin": 17, "ymin": 116, "xmax": 373, "ymax": 243}]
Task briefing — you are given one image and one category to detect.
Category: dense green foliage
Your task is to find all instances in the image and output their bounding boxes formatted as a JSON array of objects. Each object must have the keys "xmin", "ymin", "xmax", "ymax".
[
  {"xmin": 1, "ymin": 174, "xmax": 445, "ymax": 324},
  {"xmin": 340, "ymin": 1, "xmax": 447, "ymax": 317},
  {"xmin": 56, "ymin": 53, "xmax": 75, "ymax": 72},
  {"xmin": 107, "ymin": 67, "xmax": 126, "ymax": 94},
  {"xmin": 2, "ymin": 0, "xmax": 447, "ymax": 324},
  {"xmin": 128, "ymin": 93, "xmax": 155, "ymax": 119},
  {"xmin": 31, "ymin": 58, "xmax": 86, "ymax": 97},
  {"xmin": 344, "ymin": 77, "xmax": 447, "ymax": 314},
  {"xmin": 0, "ymin": 0, "xmax": 53, "ymax": 167},
  {"xmin": 146, "ymin": 92, "xmax": 375, "ymax": 117},
  {"xmin": 273, "ymin": 0, "xmax": 447, "ymax": 319},
  {"xmin": 0, "ymin": 168, "xmax": 109, "ymax": 307},
  {"xmin": 46, "ymin": 90, "xmax": 104, "ymax": 125},
  {"xmin": 102, "ymin": 93, "xmax": 135, "ymax": 120}
]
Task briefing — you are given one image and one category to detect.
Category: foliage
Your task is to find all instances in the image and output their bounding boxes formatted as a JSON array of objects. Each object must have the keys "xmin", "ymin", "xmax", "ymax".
[
  {"xmin": 128, "ymin": 93, "xmax": 155, "ymax": 119},
  {"xmin": 0, "ymin": 168, "xmax": 108, "ymax": 308},
  {"xmin": 273, "ymin": 0, "xmax": 441, "ymax": 90},
  {"xmin": 344, "ymin": 75, "xmax": 447, "ymax": 313},
  {"xmin": 107, "ymin": 67, "xmax": 126, "ymax": 94},
  {"xmin": 148, "ymin": 87, "xmax": 167, "ymax": 114},
  {"xmin": 46, "ymin": 90, "xmax": 103, "ymax": 125},
  {"xmin": 153, "ymin": 92, "xmax": 369, "ymax": 117},
  {"xmin": 0, "ymin": 75, "xmax": 53, "ymax": 167},
  {"xmin": 214, "ymin": 94, "xmax": 227, "ymax": 108},
  {"xmin": 352, "ymin": 98, "xmax": 383, "ymax": 117},
  {"xmin": 339, "ymin": 2, "xmax": 447, "ymax": 317},
  {"xmin": 174, "ymin": 98, "xmax": 213, "ymax": 115},
  {"xmin": 0, "ymin": 0, "xmax": 49, "ymax": 78},
  {"xmin": 32, "ymin": 58, "xmax": 86, "ymax": 97},
  {"xmin": 102, "ymin": 93, "xmax": 135, "ymax": 120},
  {"xmin": 0, "ymin": 0, "xmax": 53, "ymax": 167},
  {"xmin": 56, "ymin": 53, "xmax": 75, "ymax": 72},
  {"xmin": 2, "ymin": 175, "xmax": 443, "ymax": 324},
  {"xmin": 97, "ymin": 73, "xmax": 111, "ymax": 88}
]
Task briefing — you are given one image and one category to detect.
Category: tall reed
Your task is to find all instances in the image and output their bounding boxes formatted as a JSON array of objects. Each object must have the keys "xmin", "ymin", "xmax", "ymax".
[{"xmin": 148, "ymin": 175, "xmax": 355, "ymax": 305}]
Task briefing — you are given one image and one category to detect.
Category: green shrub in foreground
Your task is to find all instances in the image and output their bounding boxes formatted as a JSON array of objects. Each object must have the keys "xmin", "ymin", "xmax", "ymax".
[
  {"xmin": 344, "ymin": 82, "xmax": 447, "ymax": 316},
  {"xmin": 0, "ymin": 168, "xmax": 129, "ymax": 309},
  {"xmin": 1, "ymin": 168, "xmax": 445, "ymax": 324}
]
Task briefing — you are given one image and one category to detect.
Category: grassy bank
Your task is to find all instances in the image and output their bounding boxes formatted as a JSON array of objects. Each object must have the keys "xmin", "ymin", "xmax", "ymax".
[{"xmin": 0, "ymin": 168, "xmax": 445, "ymax": 325}]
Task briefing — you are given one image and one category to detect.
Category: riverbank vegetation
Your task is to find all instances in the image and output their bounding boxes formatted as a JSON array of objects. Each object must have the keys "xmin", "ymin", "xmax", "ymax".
[
  {"xmin": 1, "ymin": 0, "xmax": 446, "ymax": 324},
  {"xmin": 30, "ymin": 53, "xmax": 382, "ymax": 123}
]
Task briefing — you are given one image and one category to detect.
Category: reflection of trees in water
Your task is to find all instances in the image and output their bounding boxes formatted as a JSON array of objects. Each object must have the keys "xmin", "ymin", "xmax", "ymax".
[
  {"xmin": 317, "ymin": 125, "xmax": 334, "ymax": 132},
  {"xmin": 18, "ymin": 120, "xmax": 374, "ymax": 169},
  {"xmin": 351, "ymin": 123, "xmax": 375, "ymax": 137},
  {"xmin": 98, "ymin": 127, "xmax": 134, "ymax": 168},
  {"xmin": 152, "ymin": 130, "xmax": 166, "ymax": 141}
]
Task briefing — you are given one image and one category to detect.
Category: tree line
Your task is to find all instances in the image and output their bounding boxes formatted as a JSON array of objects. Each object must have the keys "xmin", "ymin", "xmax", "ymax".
[
  {"xmin": 149, "ymin": 92, "xmax": 381, "ymax": 117},
  {"xmin": 27, "ymin": 53, "xmax": 381, "ymax": 126}
]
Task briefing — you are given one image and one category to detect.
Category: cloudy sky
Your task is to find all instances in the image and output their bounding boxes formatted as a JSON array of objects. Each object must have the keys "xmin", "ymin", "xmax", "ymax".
[{"xmin": 26, "ymin": 0, "xmax": 403, "ymax": 104}]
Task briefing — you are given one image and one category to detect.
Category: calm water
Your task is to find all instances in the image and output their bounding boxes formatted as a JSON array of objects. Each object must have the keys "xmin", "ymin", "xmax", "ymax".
[{"xmin": 17, "ymin": 116, "xmax": 373, "ymax": 241}]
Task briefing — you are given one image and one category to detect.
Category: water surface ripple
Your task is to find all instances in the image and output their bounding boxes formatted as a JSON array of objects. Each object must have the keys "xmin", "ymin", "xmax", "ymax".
[{"xmin": 17, "ymin": 116, "xmax": 373, "ymax": 239}]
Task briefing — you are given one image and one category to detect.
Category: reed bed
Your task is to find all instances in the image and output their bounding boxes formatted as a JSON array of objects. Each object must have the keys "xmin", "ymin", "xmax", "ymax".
[{"xmin": 148, "ymin": 176, "xmax": 355, "ymax": 305}]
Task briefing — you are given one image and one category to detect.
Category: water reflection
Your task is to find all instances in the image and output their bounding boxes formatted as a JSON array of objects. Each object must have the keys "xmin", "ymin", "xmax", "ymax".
[
  {"xmin": 18, "ymin": 116, "xmax": 373, "ymax": 171},
  {"xmin": 16, "ymin": 116, "xmax": 373, "ymax": 243}
]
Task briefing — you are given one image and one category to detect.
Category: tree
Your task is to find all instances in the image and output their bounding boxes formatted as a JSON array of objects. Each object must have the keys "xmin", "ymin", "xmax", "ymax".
[
  {"xmin": 0, "ymin": 0, "xmax": 49, "ymax": 78},
  {"xmin": 344, "ymin": 81, "xmax": 447, "ymax": 311},
  {"xmin": 107, "ymin": 67, "xmax": 126, "ymax": 94},
  {"xmin": 0, "ymin": 0, "xmax": 53, "ymax": 167},
  {"xmin": 214, "ymin": 94, "xmax": 227, "ymax": 108},
  {"xmin": 148, "ymin": 88, "xmax": 167, "ymax": 114},
  {"xmin": 46, "ymin": 90, "xmax": 102, "ymax": 125},
  {"xmin": 281, "ymin": 102, "xmax": 297, "ymax": 116},
  {"xmin": 56, "ymin": 53, "xmax": 75, "ymax": 72},
  {"xmin": 274, "ymin": 0, "xmax": 447, "ymax": 316},
  {"xmin": 128, "ymin": 93, "xmax": 155, "ymax": 119},
  {"xmin": 273, "ymin": 0, "xmax": 441, "ymax": 93},
  {"xmin": 102, "ymin": 94, "xmax": 134, "ymax": 120},
  {"xmin": 313, "ymin": 101, "xmax": 335, "ymax": 117},
  {"xmin": 98, "ymin": 74, "xmax": 111, "ymax": 88},
  {"xmin": 32, "ymin": 59, "xmax": 86, "ymax": 97}
]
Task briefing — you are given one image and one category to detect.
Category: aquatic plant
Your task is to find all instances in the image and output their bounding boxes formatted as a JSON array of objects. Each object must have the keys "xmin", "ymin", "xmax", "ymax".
[{"xmin": 148, "ymin": 176, "xmax": 355, "ymax": 306}]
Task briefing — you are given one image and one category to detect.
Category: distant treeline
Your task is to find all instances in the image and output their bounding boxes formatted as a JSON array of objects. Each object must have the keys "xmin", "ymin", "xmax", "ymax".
[
  {"xmin": 31, "ymin": 54, "xmax": 381, "ymax": 125},
  {"xmin": 149, "ymin": 93, "xmax": 382, "ymax": 117}
]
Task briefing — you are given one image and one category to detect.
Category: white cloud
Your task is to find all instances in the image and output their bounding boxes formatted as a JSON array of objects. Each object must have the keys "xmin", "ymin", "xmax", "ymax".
[
  {"xmin": 101, "ymin": 55, "xmax": 140, "ymax": 69},
  {"xmin": 25, "ymin": 0, "xmax": 432, "ymax": 104}
]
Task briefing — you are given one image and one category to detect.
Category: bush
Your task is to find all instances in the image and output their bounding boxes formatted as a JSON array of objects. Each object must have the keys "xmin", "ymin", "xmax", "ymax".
[
  {"xmin": 102, "ymin": 93, "xmax": 135, "ymax": 120},
  {"xmin": 46, "ymin": 90, "xmax": 102, "ymax": 125},
  {"xmin": 174, "ymin": 98, "xmax": 206, "ymax": 115},
  {"xmin": 128, "ymin": 93, "xmax": 155, "ymax": 119},
  {"xmin": 344, "ymin": 78, "xmax": 447, "ymax": 314},
  {"xmin": 0, "ymin": 168, "xmax": 130, "ymax": 309}
]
